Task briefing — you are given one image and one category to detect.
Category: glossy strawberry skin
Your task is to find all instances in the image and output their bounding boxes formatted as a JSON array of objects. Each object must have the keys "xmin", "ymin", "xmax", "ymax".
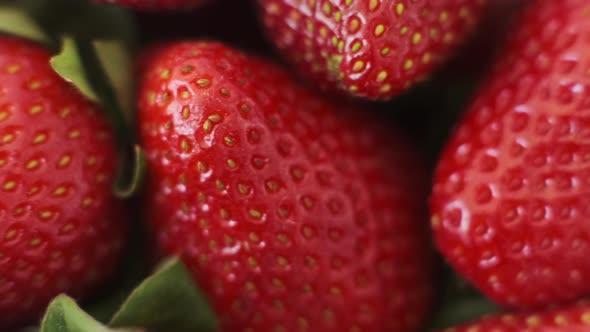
[
  {"xmin": 94, "ymin": 0, "xmax": 209, "ymax": 10},
  {"xmin": 0, "ymin": 37, "xmax": 125, "ymax": 328},
  {"xmin": 431, "ymin": 0, "xmax": 590, "ymax": 309},
  {"xmin": 440, "ymin": 300, "xmax": 590, "ymax": 332},
  {"xmin": 258, "ymin": 0, "xmax": 486, "ymax": 100},
  {"xmin": 139, "ymin": 41, "xmax": 433, "ymax": 331}
]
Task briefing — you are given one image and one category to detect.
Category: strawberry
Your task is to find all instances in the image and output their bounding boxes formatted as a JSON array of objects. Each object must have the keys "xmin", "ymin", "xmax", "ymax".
[
  {"xmin": 94, "ymin": 0, "xmax": 209, "ymax": 10},
  {"xmin": 438, "ymin": 300, "xmax": 590, "ymax": 332},
  {"xmin": 0, "ymin": 36, "xmax": 125, "ymax": 328},
  {"xmin": 257, "ymin": 0, "xmax": 487, "ymax": 100},
  {"xmin": 430, "ymin": 0, "xmax": 590, "ymax": 309},
  {"xmin": 138, "ymin": 41, "xmax": 433, "ymax": 331}
]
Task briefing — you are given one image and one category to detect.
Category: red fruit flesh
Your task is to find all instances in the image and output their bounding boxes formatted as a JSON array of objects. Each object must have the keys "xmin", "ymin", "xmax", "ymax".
[
  {"xmin": 0, "ymin": 37, "xmax": 125, "ymax": 328},
  {"xmin": 258, "ymin": 0, "xmax": 486, "ymax": 100},
  {"xmin": 94, "ymin": 0, "xmax": 209, "ymax": 10},
  {"xmin": 431, "ymin": 0, "xmax": 590, "ymax": 309},
  {"xmin": 440, "ymin": 300, "xmax": 590, "ymax": 331},
  {"xmin": 139, "ymin": 41, "xmax": 433, "ymax": 331}
]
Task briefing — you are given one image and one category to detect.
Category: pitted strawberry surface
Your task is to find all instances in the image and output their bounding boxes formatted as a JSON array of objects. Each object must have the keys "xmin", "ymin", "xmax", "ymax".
[
  {"xmin": 0, "ymin": 37, "xmax": 125, "ymax": 328},
  {"xmin": 139, "ymin": 41, "xmax": 433, "ymax": 331},
  {"xmin": 258, "ymin": 0, "xmax": 486, "ymax": 100},
  {"xmin": 431, "ymin": 0, "xmax": 590, "ymax": 309}
]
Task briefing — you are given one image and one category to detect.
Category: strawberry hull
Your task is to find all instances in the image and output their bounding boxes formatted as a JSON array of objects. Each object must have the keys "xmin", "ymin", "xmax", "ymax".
[{"xmin": 139, "ymin": 41, "xmax": 434, "ymax": 331}]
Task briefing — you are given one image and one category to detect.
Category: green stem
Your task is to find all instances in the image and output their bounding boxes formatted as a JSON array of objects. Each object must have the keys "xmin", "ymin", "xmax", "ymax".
[
  {"xmin": 75, "ymin": 38, "xmax": 146, "ymax": 197},
  {"xmin": 76, "ymin": 37, "xmax": 131, "ymax": 145}
]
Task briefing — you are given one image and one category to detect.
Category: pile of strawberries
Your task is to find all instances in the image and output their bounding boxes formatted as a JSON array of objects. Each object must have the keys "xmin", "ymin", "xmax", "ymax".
[{"xmin": 2, "ymin": 0, "xmax": 590, "ymax": 331}]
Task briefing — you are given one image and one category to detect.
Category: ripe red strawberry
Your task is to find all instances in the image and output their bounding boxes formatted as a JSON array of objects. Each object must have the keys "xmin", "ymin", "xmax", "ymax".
[
  {"xmin": 138, "ymin": 41, "xmax": 433, "ymax": 331},
  {"xmin": 94, "ymin": 0, "xmax": 209, "ymax": 10},
  {"xmin": 438, "ymin": 300, "xmax": 590, "ymax": 331},
  {"xmin": 258, "ymin": 0, "xmax": 487, "ymax": 100},
  {"xmin": 431, "ymin": 0, "xmax": 590, "ymax": 309},
  {"xmin": 0, "ymin": 36, "xmax": 125, "ymax": 328}
]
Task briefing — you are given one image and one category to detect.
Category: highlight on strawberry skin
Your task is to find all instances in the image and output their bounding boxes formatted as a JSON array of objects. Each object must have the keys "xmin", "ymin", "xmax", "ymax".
[
  {"xmin": 137, "ymin": 40, "xmax": 435, "ymax": 332},
  {"xmin": 0, "ymin": 36, "xmax": 126, "ymax": 329},
  {"xmin": 431, "ymin": 0, "xmax": 590, "ymax": 310}
]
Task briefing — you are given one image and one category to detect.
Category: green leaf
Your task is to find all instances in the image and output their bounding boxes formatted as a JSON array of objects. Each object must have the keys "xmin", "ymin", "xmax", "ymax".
[
  {"xmin": 109, "ymin": 257, "xmax": 218, "ymax": 332},
  {"xmin": 114, "ymin": 145, "xmax": 148, "ymax": 199},
  {"xmin": 50, "ymin": 37, "xmax": 99, "ymax": 102},
  {"xmin": 93, "ymin": 40, "xmax": 134, "ymax": 123},
  {"xmin": 0, "ymin": 6, "xmax": 50, "ymax": 45},
  {"xmin": 51, "ymin": 39, "xmax": 137, "ymax": 197},
  {"xmin": 19, "ymin": 1, "xmax": 137, "ymax": 145},
  {"xmin": 16, "ymin": 0, "xmax": 136, "ymax": 145},
  {"xmin": 18, "ymin": 0, "xmax": 138, "ymax": 48},
  {"xmin": 429, "ymin": 296, "xmax": 499, "ymax": 328},
  {"xmin": 68, "ymin": 39, "xmax": 130, "ymax": 145},
  {"xmin": 40, "ymin": 295, "xmax": 139, "ymax": 332},
  {"xmin": 428, "ymin": 266, "xmax": 499, "ymax": 329}
]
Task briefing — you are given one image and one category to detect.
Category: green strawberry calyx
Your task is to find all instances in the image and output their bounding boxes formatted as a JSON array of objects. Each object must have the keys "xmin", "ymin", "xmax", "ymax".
[
  {"xmin": 0, "ymin": 5, "xmax": 50, "ymax": 45},
  {"xmin": 28, "ymin": 258, "xmax": 216, "ymax": 332}
]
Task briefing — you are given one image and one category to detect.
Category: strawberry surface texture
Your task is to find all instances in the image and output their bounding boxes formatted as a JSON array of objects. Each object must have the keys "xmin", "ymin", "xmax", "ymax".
[
  {"xmin": 439, "ymin": 300, "xmax": 590, "ymax": 332},
  {"xmin": 139, "ymin": 41, "xmax": 433, "ymax": 332},
  {"xmin": 94, "ymin": 0, "xmax": 209, "ymax": 10},
  {"xmin": 431, "ymin": 0, "xmax": 590, "ymax": 309},
  {"xmin": 258, "ymin": 0, "xmax": 487, "ymax": 100},
  {"xmin": 0, "ymin": 36, "xmax": 125, "ymax": 328}
]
